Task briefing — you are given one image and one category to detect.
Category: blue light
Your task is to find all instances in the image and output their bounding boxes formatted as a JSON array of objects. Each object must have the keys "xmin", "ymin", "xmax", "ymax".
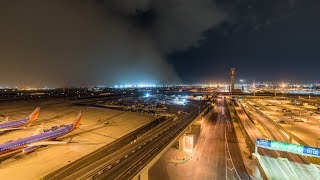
[
  {"xmin": 114, "ymin": 83, "xmax": 157, "ymax": 89},
  {"xmin": 173, "ymin": 98, "xmax": 187, "ymax": 105}
]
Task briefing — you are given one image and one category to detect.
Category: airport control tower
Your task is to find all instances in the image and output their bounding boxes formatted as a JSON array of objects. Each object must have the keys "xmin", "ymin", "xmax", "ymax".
[{"xmin": 230, "ymin": 68, "xmax": 236, "ymax": 93}]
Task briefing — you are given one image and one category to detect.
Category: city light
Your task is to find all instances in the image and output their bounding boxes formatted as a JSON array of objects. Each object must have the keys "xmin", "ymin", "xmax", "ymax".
[
  {"xmin": 114, "ymin": 83, "xmax": 157, "ymax": 88},
  {"xmin": 281, "ymin": 83, "xmax": 287, "ymax": 88}
]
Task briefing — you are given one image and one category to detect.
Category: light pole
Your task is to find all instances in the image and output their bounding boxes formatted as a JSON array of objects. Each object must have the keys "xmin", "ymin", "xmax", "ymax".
[
  {"xmin": 289, "ymin": 123, "xmax": 294, "ymax": 143},
  {"xmin": 197, "ymin": 105, "xmax": 201, "ymax": 116},
  {"xmin": 300, "ymin": 108, "xmax": 302, "ymax": 121}
]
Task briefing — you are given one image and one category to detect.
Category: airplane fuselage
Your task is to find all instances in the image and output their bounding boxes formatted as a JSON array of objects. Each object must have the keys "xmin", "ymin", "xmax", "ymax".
[
  {"xmin": 0, "ymin": 107, "xmax": 40, "ymax": 131},
  {"xmin": 0, "ymin": 125, "xmax": 73, "ymax": 155},
  {"xmin": 0, "ymin": 117, "xmax": 29, "ymax": 129}
]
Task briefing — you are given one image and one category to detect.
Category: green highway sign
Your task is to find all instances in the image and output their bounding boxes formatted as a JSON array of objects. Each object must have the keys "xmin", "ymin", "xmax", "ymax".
[
  {"xmin": 270, "ymin": 140, "xmax": 304, "ymax": 155},
  {"xmin": 256, "ymin": 138, "xmax": 320, "ymax": 157}
]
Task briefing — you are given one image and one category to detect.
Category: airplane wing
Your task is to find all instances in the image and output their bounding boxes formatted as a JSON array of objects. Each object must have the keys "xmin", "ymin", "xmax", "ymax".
[
  {"xmin": 27, "ymin": 141, "xmax": 69, "ymax": 146},
  {"xmin": 27, "ymin": 137, "xmax": 74, "ymax": 147},
  {"xmin": 3, "ymin": 116, "xmax": 8, "ymax": 122},
  {"xmin": 0, "ymin": 127, "xmax": 27, "ymax": 132},
  {"xmin": 0, "ymin": 116, "xmax": 9, "ymax": 123}
]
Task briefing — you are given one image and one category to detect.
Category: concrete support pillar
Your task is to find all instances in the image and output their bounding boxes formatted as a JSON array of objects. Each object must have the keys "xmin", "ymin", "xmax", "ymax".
[
  {"xmin": 139, "ymin": 168, "xmax": 148, "ymax": 180},
  {"xmin": 179, "ymin": 134, "xmax": 186, "ymax": 151},
  {"xmin": 185, "ymin": 135, "xmax": 194, "ymax": 153},
  {"xmin": 186, "ymin": 126, "xmax": 192, "ymax": 133}
]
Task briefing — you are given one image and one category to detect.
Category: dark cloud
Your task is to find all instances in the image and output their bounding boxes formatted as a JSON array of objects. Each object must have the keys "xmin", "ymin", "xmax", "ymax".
[
  {"xmin": 107, "ymin": 0, "xmax": 151, "ymax": 14},
  {"xmin": 0, "ymin": 0, "xmax": 229, "ymax": 87},
  {"xmin": 107, "ymin": 0, "xmax": 227, "ymax": 53}
]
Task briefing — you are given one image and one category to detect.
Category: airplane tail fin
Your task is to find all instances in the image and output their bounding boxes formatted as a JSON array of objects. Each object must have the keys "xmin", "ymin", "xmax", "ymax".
[
  {"xmin": 72, "ymin": 111, "xmax": 83, "ymax": 130},
  {"xmin": 27, "ymin": 107, "xmax": 40, "ymax": 126}
]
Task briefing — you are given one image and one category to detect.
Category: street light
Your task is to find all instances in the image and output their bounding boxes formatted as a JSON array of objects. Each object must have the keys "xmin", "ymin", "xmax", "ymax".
[{"xmin": 197, "ymin": 105, "xmax": 201, "ymax": 115}]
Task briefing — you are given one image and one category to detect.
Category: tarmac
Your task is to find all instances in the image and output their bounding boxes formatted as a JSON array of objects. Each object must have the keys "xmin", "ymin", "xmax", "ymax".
[{"xmin": 0, "ymin": 101, "xmax": 155, "ymax": 179}]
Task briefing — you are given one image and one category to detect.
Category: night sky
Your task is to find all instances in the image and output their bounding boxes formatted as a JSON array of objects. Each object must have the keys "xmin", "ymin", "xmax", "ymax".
[
  {"xmin": 0, "ymin": 0, "xmax": 319, "ymax": 87},
  {"xmin": 169, "ymin": 0, "xmax": 320, "ymax": 84}
]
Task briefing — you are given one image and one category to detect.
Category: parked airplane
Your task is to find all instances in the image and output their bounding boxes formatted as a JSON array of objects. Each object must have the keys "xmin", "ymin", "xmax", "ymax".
[
  {"xmin": 0, "ymin": 111, "xmax": 83, "ymax": 155},
  {"xmin": 0, "ymin": 107, "xmax": 40, "ymax": 132}
]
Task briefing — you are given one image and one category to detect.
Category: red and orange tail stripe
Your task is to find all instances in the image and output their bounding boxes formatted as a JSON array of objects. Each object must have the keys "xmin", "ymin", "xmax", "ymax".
[
  {"xmin": 27, "ymin": 107, "xmax": 40, "ymax": 123},
  {"xmin": 72, "ymin": 111, "xmax": 83, "ymax": 129}
]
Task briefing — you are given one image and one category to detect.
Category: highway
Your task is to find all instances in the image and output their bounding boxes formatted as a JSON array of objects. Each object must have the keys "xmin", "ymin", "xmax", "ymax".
[
  {"xmin": 233, "ymin": 99, "xmax": 304, "ymax": 161},
  {"xmin": 242, "ymin": 101, "xmax": 309, "ymax": 164},
  {"xmin": 231, "ymin": 97, "xmax": 320, "ymax": 179},
  {"xmin": 243, "ymin": 99, "xmax": 308, "ymax": 145},
  {"xmin": 232, "ymin": 99, "xmax": 262, "ymax": 148},
  {"xmin": 243, "ymin": 98, "xmax": 320, "ymax": 164}
]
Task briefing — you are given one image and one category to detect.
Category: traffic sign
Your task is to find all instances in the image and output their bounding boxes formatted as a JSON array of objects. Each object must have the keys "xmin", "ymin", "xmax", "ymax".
[{"xmin": 256, "ymin": 138, "xmax": 320, "ymax": 158}]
